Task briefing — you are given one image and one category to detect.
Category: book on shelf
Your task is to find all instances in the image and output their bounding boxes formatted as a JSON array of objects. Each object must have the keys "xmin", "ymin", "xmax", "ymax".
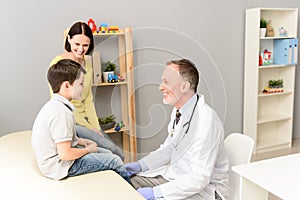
[
  {"xmin": 92, "ymin": 51, "xmax": 102, "ymax": 84},
  {"xmin": 273, "ymin": 38, "xmax": 298, "ymax": 65}
]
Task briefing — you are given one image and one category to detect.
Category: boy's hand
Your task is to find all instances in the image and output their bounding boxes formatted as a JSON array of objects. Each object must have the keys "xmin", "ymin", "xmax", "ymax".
[
  {"xmin": 85, "ymin": 142, "xmax": 98, "ymax": 153},
  {"xmin": 79, "ymin": 138, "xmax": 97, "ymax": 147}
]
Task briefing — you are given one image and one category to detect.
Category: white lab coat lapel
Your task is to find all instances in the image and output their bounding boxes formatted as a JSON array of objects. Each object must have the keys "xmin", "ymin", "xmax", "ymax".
[{"xmin": 171, "ymin": 99, "xmax": 199, "ymax": 163}]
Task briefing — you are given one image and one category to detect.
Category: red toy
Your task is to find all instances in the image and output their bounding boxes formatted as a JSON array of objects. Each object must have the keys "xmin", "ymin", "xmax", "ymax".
[
  {"xmin": 259, "ymin": 54, "xmax": 263, "ymax": 66},
  {"xmin": 87, "ymin": 19, "xmax": 97, "ymax": 33},
  {"xmin": 259, "ymin": 49, "xmax": 272, "ymax": 66},
  {"xmin": 108, "ymin": 26, "xmax": 119, "ymax": 33}
]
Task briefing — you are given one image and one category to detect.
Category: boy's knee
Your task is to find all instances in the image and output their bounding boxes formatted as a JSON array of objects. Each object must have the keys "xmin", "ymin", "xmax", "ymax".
[{"xmin": 111, "ymin": 154, "xmax": 123, "ymax": 164}]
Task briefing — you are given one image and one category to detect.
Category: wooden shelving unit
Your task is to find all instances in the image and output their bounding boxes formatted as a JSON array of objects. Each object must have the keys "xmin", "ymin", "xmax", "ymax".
[
  {"xmin": 243, "ymin": 8, "xmax": 298, "ymax": 154},
  {"xmin": 80, "ymin": 28, "xmax": 137, "ymax": 162}
]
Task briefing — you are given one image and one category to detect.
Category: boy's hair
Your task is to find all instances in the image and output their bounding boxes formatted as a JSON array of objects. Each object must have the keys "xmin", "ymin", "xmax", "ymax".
[
  {"xmin": 167, "ymin": 59, "xmax": 199, "ymax": 93},
  {"xmin": 47, "ymin": 59, "xmax": 86, "ymax": 93},
  {"xmin": 65, "ymin": 22, "xmax": 94, "ymax": 55}
]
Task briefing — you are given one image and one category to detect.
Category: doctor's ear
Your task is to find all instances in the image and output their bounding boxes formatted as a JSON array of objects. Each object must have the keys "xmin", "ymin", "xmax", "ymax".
[{"xmin": 181, "ymin": 81, "xmax": 191, "ymax": 93}]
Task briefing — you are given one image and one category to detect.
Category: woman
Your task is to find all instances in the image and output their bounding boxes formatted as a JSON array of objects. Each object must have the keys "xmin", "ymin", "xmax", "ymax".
[{"xmin": 49, "ymin": 22, "xmax": 124, "ymax": 160}]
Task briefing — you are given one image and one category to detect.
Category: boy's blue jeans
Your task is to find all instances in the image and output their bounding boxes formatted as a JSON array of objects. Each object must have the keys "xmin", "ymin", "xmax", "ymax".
[
  {"xmin": 68, "ymin": 147, "xmax": 130, "ymax": 183},
  {"xmin": 75, "ymin": 125, "xmax": 124, "ymax": 161}
]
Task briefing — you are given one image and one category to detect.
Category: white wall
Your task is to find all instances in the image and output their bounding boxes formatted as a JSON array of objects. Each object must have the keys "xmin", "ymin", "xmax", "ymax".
[{"xmin": 1, "ymin": 0, "xmax": 300, "ymax": 156}]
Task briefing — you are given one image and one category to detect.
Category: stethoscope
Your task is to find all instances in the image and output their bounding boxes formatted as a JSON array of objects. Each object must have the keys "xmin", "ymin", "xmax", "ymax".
[{"xmin": 171, "ymin": 94, "xmax": 199, "ymax": 148}]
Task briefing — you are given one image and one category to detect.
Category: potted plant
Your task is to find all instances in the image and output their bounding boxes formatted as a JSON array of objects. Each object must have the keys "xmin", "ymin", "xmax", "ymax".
[
  {"xmin": 98, "ymin": 114, "xmax": 116, "ymax": 130},
  {"xmin": 102, "ymin": 61, "xmax": 117, "ymax": 82},
  {"xmin": 260, "ymin": 18, "xmax": 267, "ymax": 37}
]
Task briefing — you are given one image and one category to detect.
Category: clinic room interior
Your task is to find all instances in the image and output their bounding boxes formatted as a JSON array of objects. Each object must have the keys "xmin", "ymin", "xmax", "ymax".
[{"xmin": 1, "ymin": 1, "xmax": 300, "ymax": 200}]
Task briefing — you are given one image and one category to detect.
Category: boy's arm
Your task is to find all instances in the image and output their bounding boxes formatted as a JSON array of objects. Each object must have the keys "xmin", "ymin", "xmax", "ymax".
[
  {"xmin": 77, "ymin": 138, "xmax": 97, "ymax": 147},
  {"xmin": 57, "ymin": 141, "xmax": 97, "ymax": 161}
]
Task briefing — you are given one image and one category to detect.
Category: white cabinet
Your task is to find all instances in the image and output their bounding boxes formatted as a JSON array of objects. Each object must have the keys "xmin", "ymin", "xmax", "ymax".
[{"xmin": 243, "ymin": 8, "xmax": 298, "ymax": 154}]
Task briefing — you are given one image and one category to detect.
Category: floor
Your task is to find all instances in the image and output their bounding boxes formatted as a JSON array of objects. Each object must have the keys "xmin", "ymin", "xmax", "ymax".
[{"xmin": 250, "ymin": 139, "xmax": 300, "ymax": 200}]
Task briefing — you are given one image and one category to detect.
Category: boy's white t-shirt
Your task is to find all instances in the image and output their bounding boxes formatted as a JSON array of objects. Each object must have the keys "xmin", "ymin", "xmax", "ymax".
[{"xmin": 32, "ymin": 94, "xmax": 78, "ymax": 180}]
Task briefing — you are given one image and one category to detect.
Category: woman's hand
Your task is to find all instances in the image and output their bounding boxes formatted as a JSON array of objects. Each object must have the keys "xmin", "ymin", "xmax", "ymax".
[{"xmin": 92, "ymin": 127, "xmax": 103, "ymax": 137}]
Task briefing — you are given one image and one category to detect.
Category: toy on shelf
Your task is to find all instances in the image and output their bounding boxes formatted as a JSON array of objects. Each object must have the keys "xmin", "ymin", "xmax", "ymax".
[
  {"xmin": 87, "ymin": 20, "xmax": 121, "ymax": 34},
  {"xmin": 99, "ymin": 23, "xmax": 108, "ymax": 33},
  {"xmin": 259, "ymin": 49, "xmax": 272, "ymax": 66},
  {"xmin": 87, "ymin": 19, "xmax": 97, "ymax": 33},
  {"xmin": 262, "ymin": 79, "xmax": 284, "ymax": 94},
  {"xmin": 102, "ymin": 61, "xmax": 117, "ymax": 82},
  {"xmin": 118, "ymin": 74, "xmax": 125, "ymax": 82},
  {"xmin": 115, "ymin": 121, "xmax": 125, "ymax": 131},
  {"xmin": 259, "ymin": 53, "xmax": 263, "ymax": 66},
  {"xmin": 108, "ymin": 74, "xmax": 120, "ymax": 83},
  {"xmin": 266, "ymin": 20, "xmax": 274, "ymax": 37},
  {"xmin": 278, "ymin": 27, "xmax": 288, "ymax": 37},
  {"xmin": 108, "ymin": 26, "xmax": 119, "ymax": 33}
]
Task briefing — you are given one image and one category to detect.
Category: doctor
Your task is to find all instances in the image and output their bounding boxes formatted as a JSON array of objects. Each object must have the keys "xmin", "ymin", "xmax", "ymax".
[{"xmin": 125, "ymin": 59, "xmax": 229, "ymax": 200}]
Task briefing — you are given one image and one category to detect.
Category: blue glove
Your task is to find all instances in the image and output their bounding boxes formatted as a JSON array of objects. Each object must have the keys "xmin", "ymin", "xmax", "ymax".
[
  {"xmin": 137, "ymin": 187, "xmax": 154, "ymax": 200},
  {"xmin": 124, "ymin": 162, "xmax": 142, "ymax": 177}
]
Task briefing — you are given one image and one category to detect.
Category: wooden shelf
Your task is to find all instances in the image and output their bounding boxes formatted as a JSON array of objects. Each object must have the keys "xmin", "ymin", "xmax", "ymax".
[
  {"xmin": 93, "ymin": 29, "xmax": 125, "ymax": 36},
  {"xmin": 103, "ymin": 121, "xmax": 129, "ymax": 134},
  {"xmin": 92, "ymin": 81, "xmax": 128, "ymax": 87},
  {"xmin": 91, "ymin": 27, "xmax": 137, "ymax": 162},
  {"xmin": 105, "ymin": 127, "xmax": 130, "ymax": 134}
]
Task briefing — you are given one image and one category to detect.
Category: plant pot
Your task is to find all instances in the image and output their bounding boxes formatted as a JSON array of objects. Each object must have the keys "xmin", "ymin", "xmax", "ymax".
[
  {"xmin": 102, "ymin": 71, "xmax": 114, "ymax": 82},
  {"xmin": 100, "ymin": 121, "xmax": 116, "ymax": 130},
  {"xmin": 260, "ymin": 28, "xmax": 267, "ymax": 37}
]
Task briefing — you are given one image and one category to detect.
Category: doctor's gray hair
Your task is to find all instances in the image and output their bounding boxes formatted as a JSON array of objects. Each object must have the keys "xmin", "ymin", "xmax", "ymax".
[{"xmin": 167, "ymin": 59, "xmax": 199, "ymax": 92}]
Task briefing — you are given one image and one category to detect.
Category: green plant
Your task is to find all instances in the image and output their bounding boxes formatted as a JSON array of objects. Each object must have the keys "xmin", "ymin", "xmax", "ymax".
[
  {"xmin": 260, "ymin": 18, "xmax": 267, "ymax": 28},
  {"xmin": 278, "ymin": 79, "xmax": 283, "ymax": 86},
  {"xmin": 103, "ymin": 61, "xmax": 117, "ymax": 72},
  {"xmin": 268, "ymin": 80, "xmax": 274, "ymax": 87},
  {"xmin": 98, "ymin": 114, "xmax": 116, "ymax": 124},
  {"xmin": 268, "ymin": 79, "xmax": 283, "ymax": 88}
]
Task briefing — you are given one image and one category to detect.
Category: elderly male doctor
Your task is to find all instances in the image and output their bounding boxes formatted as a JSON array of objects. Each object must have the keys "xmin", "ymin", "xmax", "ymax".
[{"xmin": 125, "ymin": 59, "xmax": 229, "ymax": 200}]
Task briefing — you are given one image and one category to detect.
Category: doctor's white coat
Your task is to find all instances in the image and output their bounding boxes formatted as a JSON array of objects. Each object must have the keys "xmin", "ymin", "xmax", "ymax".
[{"xmin": 139, "ymin": 95, "xmax": 229, "ymax": 200}]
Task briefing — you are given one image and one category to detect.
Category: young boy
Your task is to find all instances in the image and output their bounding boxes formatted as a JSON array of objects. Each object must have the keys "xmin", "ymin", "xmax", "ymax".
[{"xmin": 31, "ymin": 59, "xmax": 130, "ymax": 182}]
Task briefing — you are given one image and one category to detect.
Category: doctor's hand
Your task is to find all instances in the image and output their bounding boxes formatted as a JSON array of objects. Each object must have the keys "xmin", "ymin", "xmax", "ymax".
[
  {"xmin": 137, "ymin": 187, "xmax": 154, "ymax": 200},
  {"xmin": 124, "ymin": 162, "xmax": 142, "ymax": 177},
  {"xmin": 137, "ymin": 187, "xmax": 155, "ymax": 200}
]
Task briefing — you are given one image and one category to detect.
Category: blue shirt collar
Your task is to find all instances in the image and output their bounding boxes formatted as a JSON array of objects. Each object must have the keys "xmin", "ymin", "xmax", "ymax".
[{"xmin": 179, "ymin": 94, "xmax": 198, "ymax": 114}]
